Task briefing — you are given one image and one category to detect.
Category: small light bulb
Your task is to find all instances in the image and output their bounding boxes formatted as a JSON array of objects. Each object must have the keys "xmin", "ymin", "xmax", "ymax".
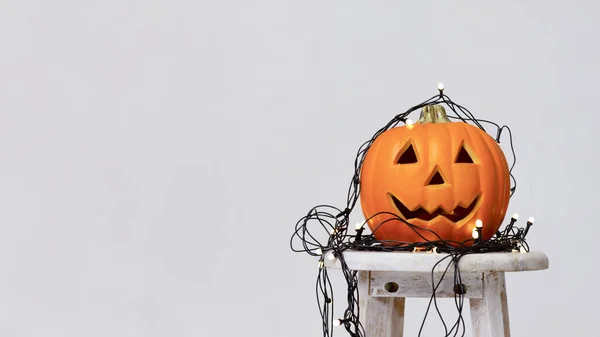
[
  {"xmin": 527, "ymin": 216, "xmax": 535, "ymax": 224},
  {"xmin": 475, "ymin": 219, "xmax": 483, "ymax": 228},
  {"xmin": 512, "ymin": 213, "xmax": 519, "ymax": 220},
  {"xmin": 327, "ymin": 252, "xmax": 336, "ymax": 261},
  {"xmin": 316, "ymin": 248, "xmax": 323, "ymax": 255},
  {"xmin": 355, "ymin": 222, "xmax": 365, "ymax": 231},
  {"xmin": 334, "ymin": 319, "xmax": 342, "ymax": 327},
  {"xmin": 330, "ymin": 227, "xmax": 337, "ymax": 234},
  {"xmin": 406, "ymin": 119, "xmax": 413, "ymax": 126},
  {"xmin": 472, "ymin": 228, "xmax": 479, "ymax": 239},
  {"xmin": 519, "ymin": 246, "xmax": 527, "ymax": 253},
  {"xmin": 511, "ymin": 249, "xmax": 519, "ymax": 253},
  {"xmin": 318, "ymin": 260, "xmax": 324, "ymax": 268},
  {"xmin": 438, "ymin": 82, "xmax": 444, "ymax": 91}
]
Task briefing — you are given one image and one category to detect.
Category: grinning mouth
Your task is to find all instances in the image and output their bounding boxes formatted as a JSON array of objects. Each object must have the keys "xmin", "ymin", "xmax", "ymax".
[{"xmin": 389, "ymin": 194, "xmax": 479, "ymax": 223}]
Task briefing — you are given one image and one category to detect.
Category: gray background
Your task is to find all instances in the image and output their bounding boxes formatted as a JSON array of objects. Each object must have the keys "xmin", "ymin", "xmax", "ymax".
[{"xmin": 0, "ymin": 1, "xmax": 596, "ymax": 336}]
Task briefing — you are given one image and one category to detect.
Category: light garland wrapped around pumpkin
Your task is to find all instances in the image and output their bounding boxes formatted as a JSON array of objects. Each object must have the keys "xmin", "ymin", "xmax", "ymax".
[
  {"xmin": 360, "ymin": 105, "xmax": 511, "ymax": 245},
  {"xmin": 290, "ymin": 86, "xmax": 536, "ymax": 337}
]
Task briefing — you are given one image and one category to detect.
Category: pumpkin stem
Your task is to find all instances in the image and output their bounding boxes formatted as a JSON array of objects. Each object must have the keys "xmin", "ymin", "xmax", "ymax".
[{"xmin": 417, "ymin": 105, "xmax": 451, "ymax": 124}]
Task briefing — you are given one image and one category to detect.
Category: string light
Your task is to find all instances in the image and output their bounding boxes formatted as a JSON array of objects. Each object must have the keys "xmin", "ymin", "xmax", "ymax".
[
  {"xmin": 355, "ymin": 222, "xmax": 366, "ymax": 231},
  {"xmin": 524, "ymin": 216, "xmax": 535, "ymax": 237},
  {"xmin": 355, "ymin": 222, "xmax": 366, "ymax": 241},
  {"xmin": 334, "ymin": 318, "xmax": 350, "ymax": 327},
  {"xmin": 474, "ymin": 219, "xmax": 483, "ymax": 244},
  {"xmin": 504, "ymin": 213, "xmax": 519, "ymax": 237},
  {"xmin": 427, "ymin": 246, "xmax": 439, "ymax": 254},
  {"xmin": 290, "ymin": 88, "xmax": 531, "ymax": 337}
]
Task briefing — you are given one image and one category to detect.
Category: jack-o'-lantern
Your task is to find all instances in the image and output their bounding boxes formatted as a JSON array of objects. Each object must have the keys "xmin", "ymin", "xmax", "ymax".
[{"xmin": 360, "ymin": 105, "xmax": 510, "ymax": 244}]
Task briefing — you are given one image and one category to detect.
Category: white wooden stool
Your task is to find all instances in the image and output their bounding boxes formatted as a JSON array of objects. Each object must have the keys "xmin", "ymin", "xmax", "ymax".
[{"xmin": 324, "ymin": 251, "xmax": 549, "ymax": 337}]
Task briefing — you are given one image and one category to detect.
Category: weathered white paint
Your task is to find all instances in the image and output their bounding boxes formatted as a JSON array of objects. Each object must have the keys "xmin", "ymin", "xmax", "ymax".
[
  {"xmin": 364, "ymin": 296, "xmax": 405, "ymax": 337},
  {"xmin": 342, "ymin": 252, "xmax": 548, "ymax": 336},
  {"xmin": 370, "ymin": 271, "xmax": 484, "ymax": 298},
  {"xmin": 470, "ymin": 272, "xmax": 511, "ymax": 337},
  {"xmin": 324, "ymin": 251, "xmax": 549, "ymax": 273},
  {"xmin": 357, "ymin": 271, "xmax": 369, "ymax": 330},
  {"xmin": 358, "ymin": 271, "xmax": 406, "ymax": 337}
]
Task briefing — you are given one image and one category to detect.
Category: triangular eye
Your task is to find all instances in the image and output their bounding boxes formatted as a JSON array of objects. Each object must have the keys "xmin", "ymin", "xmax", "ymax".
[
  {"xmin": 397, "ymin": 144, "xmax": 418, "ymax": 164},
  {"xmin": 455, "ymin": 145, "xmax": 474, "ymax": 163}
]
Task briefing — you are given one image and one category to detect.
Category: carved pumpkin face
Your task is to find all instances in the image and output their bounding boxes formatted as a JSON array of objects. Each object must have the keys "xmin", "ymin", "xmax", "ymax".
[{"xmin": 360, "ymin": 106, "xmax": 510, "ymax": 244}]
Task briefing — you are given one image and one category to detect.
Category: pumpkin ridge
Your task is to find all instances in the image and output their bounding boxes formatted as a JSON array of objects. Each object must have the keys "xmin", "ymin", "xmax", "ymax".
[
  {"xmin": 444, "ymin": 122, "xmax": 459, "ymax": 213},
  {"xmin": 484, "ymin": 128, "xmax": 510, "ymax": 229},
  {"xmin": 472, "ymin": 124, "xmax": 505, "ymax": 235},
  {"xmin": 443, "ymin": 122, "xmax": 466, "ymax": 215}
]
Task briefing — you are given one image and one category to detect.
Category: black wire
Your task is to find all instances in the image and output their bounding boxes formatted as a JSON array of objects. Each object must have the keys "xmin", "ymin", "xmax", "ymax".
[{"xmin": 289, "ymin": 91, "xmax": 534, "ymax": 337}]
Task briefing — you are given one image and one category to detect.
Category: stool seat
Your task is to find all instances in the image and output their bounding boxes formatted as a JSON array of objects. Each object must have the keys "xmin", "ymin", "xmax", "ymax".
[
  {"xmin": 323, "ymin": 250, "xmax": 549, "ymax": 273},
  {"xmin": 323, "ymin": 250, "xmax": 550, "ymax": 337}
]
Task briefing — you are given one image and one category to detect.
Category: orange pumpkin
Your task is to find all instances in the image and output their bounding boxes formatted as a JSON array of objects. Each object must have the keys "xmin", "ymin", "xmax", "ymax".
[{"xmin": 359, "ymin": 105, "xmax": 510, "ymax": 244}]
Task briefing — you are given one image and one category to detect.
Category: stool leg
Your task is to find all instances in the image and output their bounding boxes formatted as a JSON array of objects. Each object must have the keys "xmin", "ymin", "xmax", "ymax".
[
  {"xmin": 358, "ymin": 271, "xmax": 405, "ymax": 337},
  {"xmin": 469, "ymin": 271, "xmax": 510, "ymax": 337},
  {"xmin": 358, "ymin": 271, "xmax": 370, "ymax": 329}
]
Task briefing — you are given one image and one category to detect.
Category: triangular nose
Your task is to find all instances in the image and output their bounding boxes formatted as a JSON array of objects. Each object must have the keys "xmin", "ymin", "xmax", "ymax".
[{"xmin": 427, "ymin": 170, "xmax": 445, "ymax": 185}]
